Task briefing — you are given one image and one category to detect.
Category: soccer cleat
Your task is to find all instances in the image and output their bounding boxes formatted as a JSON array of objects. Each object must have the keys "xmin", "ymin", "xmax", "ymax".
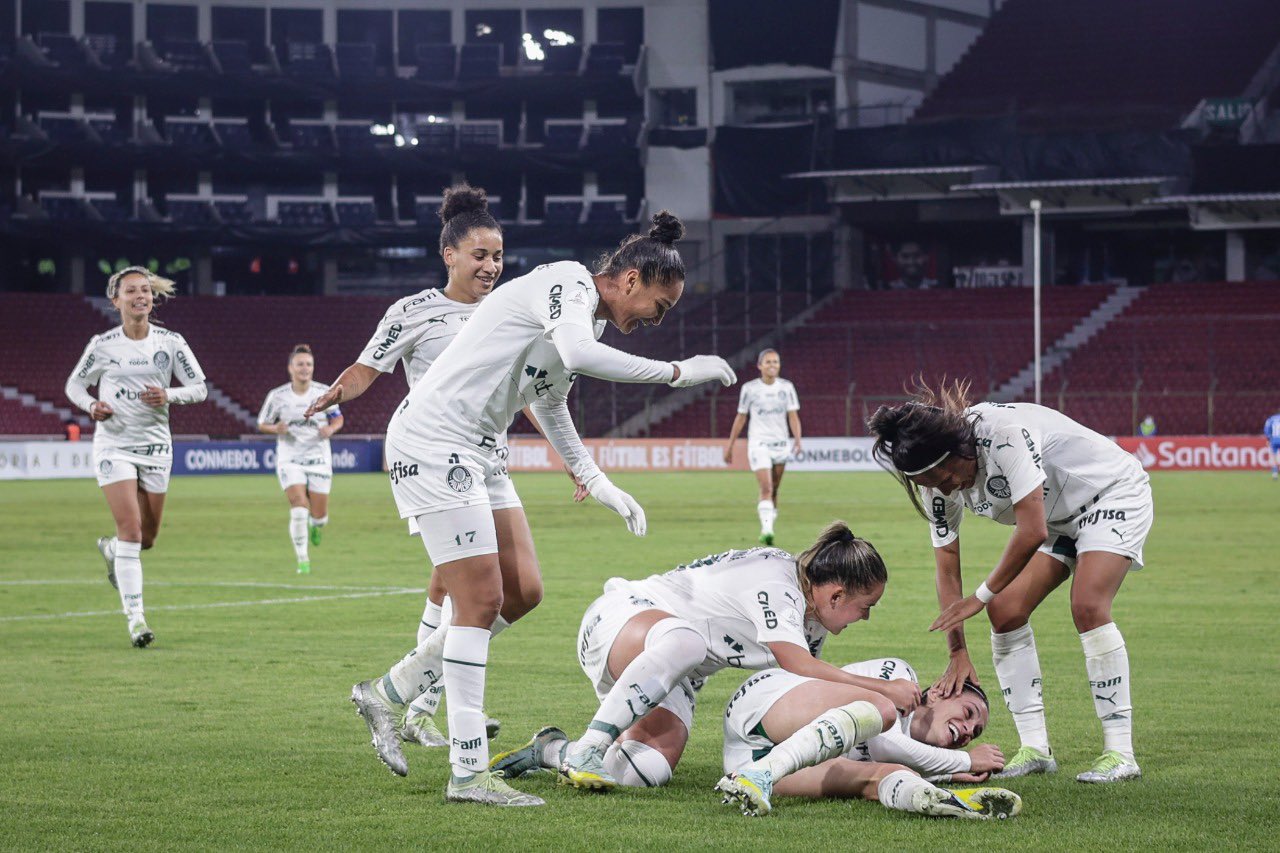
[
  {"xmin": 558, "ymin": 742, "xmax": 617, "ymax": 791},
  {"xmin": 128, "ymin": 618, "xmax": 154, "ymax": 648},
  {"xmin": 350, "ymin": 681, "xmax": 409, "ymax": 777},
  {"xmin": 97, "ymin": 536, "xmax": 117, "ymax": 589},
  {"xmin": 309, "ymin": 524, "xmax": 323, "ymax": 546},
  {"xmin": 993, "ymin": 745, "xmax": 1057, "ymax": 778},
  {"xmin": 1076, "ymin": 750, "xmax": 1141, "ymax": 783},
  {"xmin": 400, "ymin": 710, "xmax": 448, "ymax": 748},
  {"xmin": 445, "ymin": 770, "xmax": 544, "ymax": 807},
  {"xmin": 490, "ymin": 726, "xmax": 567, "ymax": 779},
  {"xmin": 758, "ymin": 532, "xmax": 775, "ymax": 546},
  {"xmin": 715, "ymin": 769, "xmax": 774, "ymax": 817},
  {"xmin": 917, "ymin": 786, "xmax": 1022, "ymax": 820},
  {"xmin": 296, "ymin": 560, "xmax": 310, "ymax": 575}
]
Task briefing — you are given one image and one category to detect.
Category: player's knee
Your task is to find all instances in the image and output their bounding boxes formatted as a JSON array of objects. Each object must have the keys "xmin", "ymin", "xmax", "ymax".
[
  {"xmin": 869, "ymin": 694, "xmax": 897, "ymax": 731},
  {"xmin": 458, "ymin": 591, "xmax": 504, "ymax": 627},
  {"xmin": 140, "ymin": 535, "xmax": 156, "ymax": 550},
  {"xmin": 987, "ymin": 598, "xmax": 1030, "ymax": 634},
  {"xmin": 1070, "ymin": 599, "xmax": 1111, "ymax": 632},
  {"xmin": 645, "ymin": 618, "xmax": 705, "ymax": 671},
  {"xmin": 609, "ymin": 739, "xmax": 674, "ymax": 788},
  {"xmin": 116, "ymin": 522, "xmax": 143, "ymax": 542}
]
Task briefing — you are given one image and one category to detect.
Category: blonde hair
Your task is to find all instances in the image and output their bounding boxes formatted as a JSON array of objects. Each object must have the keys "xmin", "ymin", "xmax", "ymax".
[{"xmin": 107, "ymin": 266, "xmax": 176, "ymax": 301}]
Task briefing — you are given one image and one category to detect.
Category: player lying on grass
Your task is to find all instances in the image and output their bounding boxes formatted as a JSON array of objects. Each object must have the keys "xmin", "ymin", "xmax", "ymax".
[
  {"xmin": 715, "ymin": 656, "xmax": 1019, "ymax": 819},
  {"xmin": 490, "ymin": 523, "xmax": 920, "ymax": 792}
]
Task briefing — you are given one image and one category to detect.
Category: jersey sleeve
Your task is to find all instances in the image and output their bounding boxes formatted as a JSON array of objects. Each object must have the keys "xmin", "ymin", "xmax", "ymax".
[
  {"xmin": 987, "ymin": 423, "xmax": 1046, "ymax": 504},
  {"xmin": 925, "ymin": 486, "xmax": 964, "ymax": 547},
  {"xmin": 535, "ymin": 270, "xmax": 597, "ymax": 335},
  {"xmin": 357, "ymin": 302, "xmax": 412, "ymax": 373},
  {"xmin": 172, "ymin": 336, "xmax": 206, "ymax": 385},
  {"xmin": 69, "ymin": 336, "xmax": 104, "ymax": 386},
  {"xmin": 863, "ymin": 724, "xmax": 972, "ymax": 776},
  {"xmin": 736, "ymin": 572, "xmax": 809, "ymax": 649},
  {"xmin": 737, "ymin": 384, "xmax": 751, "ymax": 415},
  {"xmin": 785, "ymin": 382, "xmax": 800, "ymax": 412},
  {"xmin": 257, "ymin": 390, "xmax": 278, "ymax": 425}
]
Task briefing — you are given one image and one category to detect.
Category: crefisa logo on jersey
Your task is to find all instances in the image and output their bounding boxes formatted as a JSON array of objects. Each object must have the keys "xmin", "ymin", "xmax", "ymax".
[
  {"xmin": 446, "ymin": 465, "xmax": 473, "ymax": 493},
  {"xmin": 986, "ymin": 475, "xmax": 1011, "ymax": 499},
  {"xmin": 153, "ymin": 351, "xmax": 170, "ymax": 371},
  {"xmin": 388, "ymin": 460, "xmax": 419, "ymax": 484}
]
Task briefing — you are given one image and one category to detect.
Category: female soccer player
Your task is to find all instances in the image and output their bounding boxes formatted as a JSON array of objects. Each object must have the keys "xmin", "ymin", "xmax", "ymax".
[
  {"xmin": 348, "ymin": 211, "xmax": 737, "ymax": 806},
  {"xmin": 723, "ymin": 349, "xmax": 801, "ymax": 545},
  {"xmin": 490, "ymin": 523, "xmax": 921, "ymax": 794},
  {"xmin": 257, "ymin": 344, "xmax": 343, "ymax": 574},
  {"xmin": 868, "ymin": 382, "xmax": 1154, "ymax": 783},
  {"xmin": 716, "ymin": 656, "xmax": 1016, "ymax": 818},
  {"xmin": 65, "ymin": 267, "xmax": 208, "ymax": 647},
  {"xmin": 1265, "ymin": 411, "xmax": 1280, "ymax": 480}
]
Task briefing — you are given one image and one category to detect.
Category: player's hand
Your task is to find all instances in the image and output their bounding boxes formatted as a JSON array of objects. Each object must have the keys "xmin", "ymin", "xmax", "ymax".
[
  {"xmin": 271, "ymin": 421, "xmax": 290, "ymax": 435},
  {"xmin": 564, "ymin": 464, "xmax": 588, "ymax": 502},
  {"xmin": 934, "ymin": 650, "xmax": 979, "ymax": 699},
  {"xmin": 669, "ymin": 355, "xmax": 736, "ymax": 388},
  {"xmin": 140, "ymin": 386, "xmax": 168, "ymax": 407},
  {"xmin": 930, "ymin": 594, "xmax": 986, "ymax": 634},
  {"xmin": 304, "ymin": 384, "xmax": 343, "ymax": 418},
  {"xmin": 948, "ymin": 771, "xmax": 991, "ymax": 783},
  {"xmin": 318, "ymin": 424, "xmax": 334, "ymax": 439},
  {"xmin": 90, "ymin": 401, "xmax": 114, "ymax": 421},
  {"xmin": 722, "ymin": 446, "xmax": 733, "ymax": 465},
  {"xmin": 792, "ymin": 438, "xmax": 803, "ymax": 454},
  {"xmin": 966, "ymin": 744, "xmax": 1005, "ymax": 774},
  {"xmin": 585, "ymin": 473, "xmax": 647, "ymax": 536},
  {"xmin": 880, "ymin": 677, "xmax": 922, "ymax": 715}
]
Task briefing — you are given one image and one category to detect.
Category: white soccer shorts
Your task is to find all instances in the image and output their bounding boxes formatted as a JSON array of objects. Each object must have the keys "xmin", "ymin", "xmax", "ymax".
[
  {"xmin": 94, "ymin": 446, "xmax": 171, "ymax": 493},
  {"xmin": 277, "ymin": 459, "xmax": 333, "ymax": 494},
  {"xmin": 747, "ymin": 440, "xmax": 793, "ymax": 472},
  {"xmin": 1039, "ymin": 476, "xmax": 1154, "ymax": 571}
]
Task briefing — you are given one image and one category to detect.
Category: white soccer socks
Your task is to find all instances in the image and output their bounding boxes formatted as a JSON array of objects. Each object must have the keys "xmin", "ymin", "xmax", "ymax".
[
  {"xmin": 878, "ymin": 769, "xmax": 937, "ymax": 813},
  {"xmin": 289, "ymin": 507, "xmax": 309, "ymax": 561},
  {"xmin": 114, "ymin": 539, "xmax": 144, "ymax": 621},
  {"xmin": 604, "ymin": 740, "xmax": 673, "ymax": 787},
  {"xmin": 409, "ymin": 598, "xmax": 448, "ymax": 718},
  {"xmin": 1080, "ymin": 622, "xmax": 1134, "ymax": 760},
  {"xmin": 383, "ymin": 608, "xmax": 508, "ymax": 707},
  {"xmin": 991, "ymin": 624, "xmax": 1050, "ymax": 753},
  {"xmin": 757, "ymin": 500, "xmax": 776, "ymax": 535},
  {"xmin": 748, "ymin": 700, "xmax": 885, "ymax": 781},
  {"xmin": 577, "ymin": 618, "xmax": 704, "ymax": 752},
  {"xmin": 309, "ymin": 514, "xmax": 328, "ymax": 529},
  {"xmin": 443, "ymin": 626, "xmax": 490, "ymax": 778}
]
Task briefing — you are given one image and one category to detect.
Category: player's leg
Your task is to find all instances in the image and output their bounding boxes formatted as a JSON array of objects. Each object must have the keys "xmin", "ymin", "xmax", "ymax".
[
  {"xmin": 986, "ymin": 549, "xmax": 1070, "ymax": 777},
  {"xmin": 777, "ymin": 761, "xmax": 1019, "ymax": 820},
  {"xmin": 1271, "ymin": 445, "xmax": 1279, "ymax": 479},
  {"xmin": 753, "ymin": 462, "xmax": 776, "ymax": 545},
  {"xmin": 101, "ymin": 474, "xmax": 150, "ymax": 646},
  {"xmin": 561, "ymin": 609, "xmax": 705, "ymax": 790},
  {"xmin": 282, "ymin": 476, "xmax": 311, "ymax": 573},
  {"xmin": 307, "ymin": 475, "xmax": 329, "ymax": 547},
  {"xmin": 1071, "ymin": 549, "xmax": 1141, "ymax": 782},
  {"xmin": 400, "ymin": 570, "xmax": 450, "ymax": 746},
  {"xmin": 770, "ymin": 462, "xmax": 786, "ymax": 505}
]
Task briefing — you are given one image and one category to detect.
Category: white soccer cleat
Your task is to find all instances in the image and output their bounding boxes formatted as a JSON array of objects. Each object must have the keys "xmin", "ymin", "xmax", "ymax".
[
  {"xmin": 1076, "ymin": 750, "xmax": 1141, "ymax": 783},
  {"xmin": 97, "ymin": 537, "xmax": 117, "ymax": 589},
  {"xmin": 558, "ymin": 742, "xmax": 617, "ymax": 791},
  {"xmin": 917, "ymin": 786, "xmax": 1022, "ymax": 820},
  {"xmin": 350, "ymin": 680, "xmax": 409, "ymax": 777},
  {"xmin": 993, "ymin": 745, "xmax": 1057, "ymax": 778},
  {"xmin": 715, "ymin": 769, "xmax": 774, "ymax": 817},
  {"xmin": 128, "ymin": 618, "xmax": 154, "ymax": 648},
  {"xmin": 445, "ymin": 770, "xmax": 544, "ymax": 807},
  {"xmin": 399, "ymin": 709, "xmax": 448, "ymax": 748}
]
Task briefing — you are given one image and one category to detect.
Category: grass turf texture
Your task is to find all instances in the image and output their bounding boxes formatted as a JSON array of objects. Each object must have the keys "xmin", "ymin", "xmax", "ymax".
[{"xmin": 0, "ymin": 471, "xmax": 1275, "ymax": 850}]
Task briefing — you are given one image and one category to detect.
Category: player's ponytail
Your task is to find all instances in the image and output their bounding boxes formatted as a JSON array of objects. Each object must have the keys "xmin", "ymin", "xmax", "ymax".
[
  {"xmin": 438, "ymin": 183, "xmax": 501, "ymax": 253},
  {"xmin": 795, "ymin": 521, "xmax": 887, "ymax": 603},
  {"xmin": 594, "ymin": 209, "xmax": 686, "ymax": 288},
  {"xmin": 867, "ymin": 378, "xmax": 978, "ymax": 520}
]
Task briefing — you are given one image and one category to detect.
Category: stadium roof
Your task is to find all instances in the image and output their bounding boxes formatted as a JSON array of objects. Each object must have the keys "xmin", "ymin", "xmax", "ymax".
[
  {"xmin": 1145, "ymin": 193, "xmax": 1280, "ymax": 230},
  {"xmin": 785, "ymin": 165, "xmax": 994, "ymax": 202},
  {"xmin": 956, "ymin": 177, "xmax": 1176, "ymax": 215}
]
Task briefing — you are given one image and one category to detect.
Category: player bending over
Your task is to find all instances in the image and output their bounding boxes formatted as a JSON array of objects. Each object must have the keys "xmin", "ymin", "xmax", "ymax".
[
  {"xmin": 490, "ymin": 523, "xmax": 920, "ymax": 793},
  {"xmin": 715, "ymin": 656, "xmax": 1018, "ymax": 819},
  {"xmin": 723, "ymin": 349, "xmax": 802, "ymax": 545},
  {"xmin": 257, "ymin": 344, "xmax": 342, "ymax": 574}
]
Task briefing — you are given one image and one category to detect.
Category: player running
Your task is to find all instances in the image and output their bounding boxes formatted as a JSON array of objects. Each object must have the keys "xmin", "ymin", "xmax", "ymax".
[
  {"xmin": 65, "ymin": 267, "xmax": 208, "ymax": 647},
  {"xmin": 868, "ymin": 381, "xmax": 1153, "ymax": 783},
  {"xmin": 1265, "ymin": 411, "xmax": 1280, "ymax": 480},
  {"xmin": 724, "ymin": 349, "xmax": 802, "ymax": 545},
  {"xmin": 490, "ymin": 523, "xmax": 921, "ymax": 794},
  {"xmin": 348, "ymin": 211, "xmax": 737, "ymax": 806},
  {"xmin": 716, "ymin": 656, "xmax": 1018, "ymax": 819},
  {"xmin": 257, "ymin": 344, "xmax": 343, "ymax": 574}
]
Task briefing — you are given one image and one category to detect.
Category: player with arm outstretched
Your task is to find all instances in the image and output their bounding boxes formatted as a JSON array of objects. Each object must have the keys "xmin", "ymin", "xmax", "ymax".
[
  {"xmin": 868, "ymin": 380, "xmax": 1154, "ymax": 783},
  {"xmin": 489, "ymin": 523, "xmax": 920, "ymax": 795},
  {"xmin": 724, "ymin": 349, "xmax": 802, "ymax": 545},
  {"xmin": 257, "ymin": 344, "xmax": 343, "ymax": 574},
  {"xmin": 716, "ymin": 656, "xmax": 1017, "ymax": 818},
  {"xmin": 65, "ymin": 267, "xmax": 207, "ymax": 647},
  {"xmin": 347, "ymin": 211, "xmax": 737, "ymax": 806}
]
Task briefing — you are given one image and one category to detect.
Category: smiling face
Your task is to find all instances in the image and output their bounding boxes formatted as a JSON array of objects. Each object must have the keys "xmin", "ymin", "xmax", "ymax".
[
  {"xmin": 607, "ymin": 270, "xmax": 683, "ymax": 334},
  {"xmin": 442, "ymin": 227, "xmax": 504, "ymax": 303},
  {"xmin": 809, "ymin": 579, "xmax": 884, "ymax": 635},
  {"xmin": 758, "ymin": 351, "xmax": 780, "ymax": 381},
  {"xmin": 111, "ymin": 273, "xmax": 154, "ymax": 322},
  {"xmin": 914, "ymin": 687, "xmax": 989, "ymax": 748},
  {"xmin": 908, "ymin": 455, "xmax": 978, "ymax": 496},
  {"xmin": 288, "ymin": 352, "xmax": 314, "ymax": 384}
]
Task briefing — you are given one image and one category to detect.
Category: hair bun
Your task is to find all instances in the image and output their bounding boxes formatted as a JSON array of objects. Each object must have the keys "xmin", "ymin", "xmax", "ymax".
[
  {"xmin": 866, "ymin": 404, "xmax": 902, "ymax": 443},
  {"xmin": 439, "ymin": 184, "xmax": 489, "ymax": 224},
  {"xmin": 648, "ymin": 210, "xmax": 685, "ymax": 245},
  {"xmin": 292, "ymin": 343, "xmax": 312, "ymax": 355}
]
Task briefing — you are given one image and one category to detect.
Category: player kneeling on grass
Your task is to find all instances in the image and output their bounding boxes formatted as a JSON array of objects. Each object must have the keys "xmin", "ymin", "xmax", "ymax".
[
  {"xmin": 715, "ymin": 656, "xmax": 1019, "ymax": 819},
  {"xmin": 490, "ymin": 523, "xmax": 920, "ymax": 792}
]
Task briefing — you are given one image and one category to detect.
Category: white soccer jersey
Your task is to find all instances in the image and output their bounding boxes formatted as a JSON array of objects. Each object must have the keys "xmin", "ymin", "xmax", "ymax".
[
  {"xmin": 620, "ymin": 547, "xmax": 828, "ymax": 681},
  {"xmin": 924, "ymin": 402, "xmax": 1148, "ymax": 547},
  {"xmin": 738, "ymin": 378, "xmax": 799, "ymax": 444},
  {"xmin": 389, "ymin": 261, "xmax": 603, "ymax": 451},
  {"xmin": 357, "ymin": 288, "xmax": 477, "ymax": 387},
  {"xmin": 257, "ymin": 382, "xmax": 341, "ymax": 465},
  {"xmin": 67, "ymin": 325, "xmax": 205, "ymax": 464}
]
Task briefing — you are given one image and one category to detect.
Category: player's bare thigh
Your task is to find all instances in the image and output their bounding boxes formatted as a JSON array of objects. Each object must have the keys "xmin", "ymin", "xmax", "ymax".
[
  {"xmin": 492, "ymin": 507, "xmax": 542, "ymax": 623},
  {"xmin": 773, "ymin": 758, "xmax": 903, "ymax": 801},
  {"xmin": 102, "ymin": 479, "xmax": 143, "ymax": 542},
  {"xmin": 759, "ymin": 678, "xmax": 895, "ymax": 745},
  {"xmin": 605, "ymin": 608, "xmax": 678, "ymax": 680},
  {"xmin": 986, "ymin": 550, "xmax": 1071, "ymax": 633},
  {"xmin": 434, "ymin": 553, "xmax": 504, "ymax": 628}
]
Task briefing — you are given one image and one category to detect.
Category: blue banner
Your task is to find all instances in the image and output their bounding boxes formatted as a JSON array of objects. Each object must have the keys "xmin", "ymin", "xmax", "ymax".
[{"xmin": 173, "ymin": 439, "xmax": 383, "ymax": 476}]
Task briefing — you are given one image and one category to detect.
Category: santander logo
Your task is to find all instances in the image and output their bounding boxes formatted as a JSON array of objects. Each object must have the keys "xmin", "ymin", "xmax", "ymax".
[
  {"xmin": 1133, "ymin": 443, "xmax": 1157, "ymax": 468},
  {"xmin": 1116, "ymin": 436, "xmax": 1272, "ymax": 471}
]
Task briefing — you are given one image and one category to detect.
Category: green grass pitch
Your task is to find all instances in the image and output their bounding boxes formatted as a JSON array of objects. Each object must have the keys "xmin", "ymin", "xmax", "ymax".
[{"xmin": 1, "ymin": 470, "xmax": 1276, "ymax": 850}]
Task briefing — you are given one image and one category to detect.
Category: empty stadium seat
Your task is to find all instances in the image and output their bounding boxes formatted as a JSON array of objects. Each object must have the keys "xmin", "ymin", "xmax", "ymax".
[
  {"xmin": 37, "ymin": 33, "xmax": 86, "ymax": 68},
  {"xmin": 414, "ymin": 122, "xmax": 455, "ymax": 153},
  {"xmin": 212, "ymin": 121, "xmax": 258, "ymax": 151},
  {"xmin": 276, "ymin": 200, "xmax": 333, "ymax": 227},
  {"xmin": 540, "ymin": 43, "xmax": 582, "ymax": 74},
  {"xmin": 165, "ymin": 119, "xmax": 218, "ymax": 149},
  {"xmin": 543, "ymin": 196, "xmax": 584, "ymax": 225},
  {"xmin": 211, "ymin": 40, "xmax": 253, "ymax": 75},
  {"xmin": 458, "ymin": 43, "xmax": 501, "ymax": 79},
  {"xmin": 335, "ymin": 42, "xmax": 377, "ymax": 78},
  {"xmin": 284, "ymin": 42, "xmax": 335, "ymax": 78},
  {"xmin": 458, "ymin": 120, "xmax": 502, "ymax": 150},
  {"xmin": 586, "ymin": 196, "xmax": 628, "ymax": 225},
  {"xmin": 585, "ymin": 42, "xmax": 626, "ymax": 76},
  {"xmin": 544, "ymin": 120, "xmax": 584, "ymax": 151},
  {"xmin": 165, "ymin": 198, "xmax": 216, "ymax": 225},
  {"xmin": 413, "ymin": 43, "xmax": 456, "ymax": 80},
  {"xmin": 157, "ymin": 40, "xmax": 213, "ymax": 72},
  {"xmin": 287, "ymin": 122, "xmax": 335, "ymax": 151},
  {"xmin": 335, "ymin": 200, "xmax": 377, "ymax": 226}
]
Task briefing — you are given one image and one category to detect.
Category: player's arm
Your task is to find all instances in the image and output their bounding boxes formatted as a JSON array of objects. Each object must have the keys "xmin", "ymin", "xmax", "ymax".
[
  {"xmin": 932, "ymin": 539, "xmax": 978, "ymax": 696},
  {"xmin": 769, "ymin": 642, "xmax": 920, "ymax": 714},
  {"xmin": 864, "ymin": 723, "xmax": 972, "ymax": 777},
  {"xmin": 257, "ymin": 394, "xmax": 286, "ymax": 435},
  {"xmin": 160, "ymin": 340, "xmax": 207, "ymax": 405},
  {"xmin": 66, "ymin": 337, "xmax": 111, "ymax": 419},
  {"xmin": 724, "ymin": 413, "xmax": 748, "ymax": 463},
  {"xmin": 522, "ymin": 405, "xmax": 589, "ymax": 502},
  {"xmin": 305, "ymin": 362, "xmax": 379, "ymax": 417},
  {"xmin": 319, "ymin": 411, "xmax": 344, "ymax": 438},
  {"xmin": 787, "ymin": 410, "xmax": 803, "ymax": 453}
]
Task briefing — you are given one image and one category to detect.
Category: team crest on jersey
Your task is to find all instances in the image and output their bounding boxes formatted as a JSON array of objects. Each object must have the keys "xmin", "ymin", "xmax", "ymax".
[
  {"xmin": 986, "ymin": 475, "xmax": 1011, "ymax": 499},
  {"xmin": 152, "ymin": 351, "xmax": 170, "ymax": 371},
  {"xmin": 446, "ymin": 465, "xmax": 473, "ymax": 493}
]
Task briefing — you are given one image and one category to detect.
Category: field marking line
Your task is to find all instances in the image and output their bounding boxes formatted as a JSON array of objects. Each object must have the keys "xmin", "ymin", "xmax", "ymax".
[
  {"xmin": 0, "ymin": 587, "xmax": 425, "ymax": 623},
  {"xmin": 0, "ymin": 579, "xmax": 419, "ymax": 592}
]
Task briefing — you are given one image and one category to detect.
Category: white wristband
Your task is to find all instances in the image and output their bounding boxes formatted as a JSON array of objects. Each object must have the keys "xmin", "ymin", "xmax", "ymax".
[{"xmin": 974, "ymin": 582, "xmax": 996, "ymax": 604}]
